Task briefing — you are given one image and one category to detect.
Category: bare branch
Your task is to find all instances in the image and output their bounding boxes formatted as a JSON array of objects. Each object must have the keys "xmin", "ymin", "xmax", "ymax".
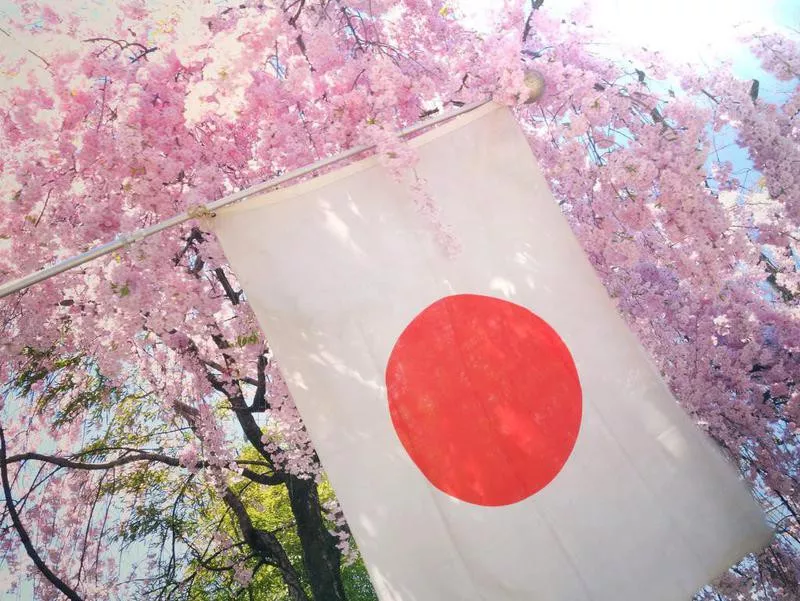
[
  {"xmin": 83, "ymin": 37, "xmax": 157, "ymax": 62},
  {"xmin": 213, "ymin": 267, "xmax": 243, "ymax": 305},
  {"xmin": 4, "ymin": 450, "xmax": 283, "ymax": 486}
]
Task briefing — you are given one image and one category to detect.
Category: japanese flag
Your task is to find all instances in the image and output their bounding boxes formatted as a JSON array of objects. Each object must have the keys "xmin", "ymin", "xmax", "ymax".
[{"xmin": 212, "ymin": 103, "xmax": 771, "ymax": 601}]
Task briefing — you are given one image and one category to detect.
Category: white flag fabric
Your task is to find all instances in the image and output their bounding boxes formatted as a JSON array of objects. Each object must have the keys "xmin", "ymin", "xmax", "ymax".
[{"xmin": 212, "ymin": 103, "xmax": 771, "ymax": 601}]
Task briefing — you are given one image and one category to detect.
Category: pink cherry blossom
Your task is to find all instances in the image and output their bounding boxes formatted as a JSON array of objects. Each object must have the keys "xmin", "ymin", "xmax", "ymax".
[{"xmin": 0, "ymin": 1, "xmax": 796, "ymax": 600}]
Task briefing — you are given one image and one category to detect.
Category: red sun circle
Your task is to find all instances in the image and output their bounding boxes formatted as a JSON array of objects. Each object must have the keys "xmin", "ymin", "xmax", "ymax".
[{"xmin": 385, "ymin": 294, "xmax": 582, "ymax": 506}]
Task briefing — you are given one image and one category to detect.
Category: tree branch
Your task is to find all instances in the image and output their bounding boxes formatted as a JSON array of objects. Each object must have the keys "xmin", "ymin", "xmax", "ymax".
[
  {"xmin": 4, "ymin": 451, "xmax": 283, "ymax": 486},
  {"xmin": 522, "ymin": 0, "xmax": 544, "ymax": 43},
  {"xmin": 214, "ymin": 267, "xmax": 242, "ymax": 305},
  {"xmin": 288, "ymin": 0, "xmax": 305, "ymax": 25},
  {"xmin": 252, "ymin": 354, "xmax": 268, "ymax": 413},
  {"xmin": 205, "ymin": 339, "xmax": 281, "ymax": 469},
  {"xmin": 83, "ymin": 37, "xmax": 157, "ymax": 62},
  {"xmin": 0, "ymin": 424, "xmax": 85, "ymax": 601}
]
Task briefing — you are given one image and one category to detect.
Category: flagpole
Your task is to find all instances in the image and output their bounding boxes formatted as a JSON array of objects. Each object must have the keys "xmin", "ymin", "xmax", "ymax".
[{"xmin": 0, "ymin": 100, "xmax": 490, "ymax": 299}]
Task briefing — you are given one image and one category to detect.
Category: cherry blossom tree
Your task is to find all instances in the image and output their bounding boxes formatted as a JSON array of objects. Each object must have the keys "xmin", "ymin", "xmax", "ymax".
[{"xmin": 0, "ymin": 1, "xmax": 797, "ymax": 600}]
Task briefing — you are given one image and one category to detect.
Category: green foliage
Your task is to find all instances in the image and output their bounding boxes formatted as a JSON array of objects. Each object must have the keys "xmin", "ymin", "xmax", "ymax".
[
  {"xmin": 341, "ymin": 558, "xmax": 379, "ymax": 601},
  {"xmin": 235, "ymin": 331, "xmax": 261, "ymax": 347},
  {"xmin": 190, "ymin": 447, "xmax": 377, "ymax": 601},
  {"xmin": 6, "ymin": 348, "xmax": 378, "ymax": 600},
  {"xmin": 109, "ymin": 281, "xmax": 131, "ymax": 297}
]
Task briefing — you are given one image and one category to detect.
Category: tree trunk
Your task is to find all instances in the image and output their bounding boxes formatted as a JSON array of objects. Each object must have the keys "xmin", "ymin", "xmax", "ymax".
[
  {"xmin": 204, "ymin": 355, "xmax": 347, "ymax": 601},
  {"xmin": 286, "ymin": 475, "xmax": 347, "ymax": 601},
  {"xmin": 223, "ymin": 487, "xmax": 309, "ymax": 601}
]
